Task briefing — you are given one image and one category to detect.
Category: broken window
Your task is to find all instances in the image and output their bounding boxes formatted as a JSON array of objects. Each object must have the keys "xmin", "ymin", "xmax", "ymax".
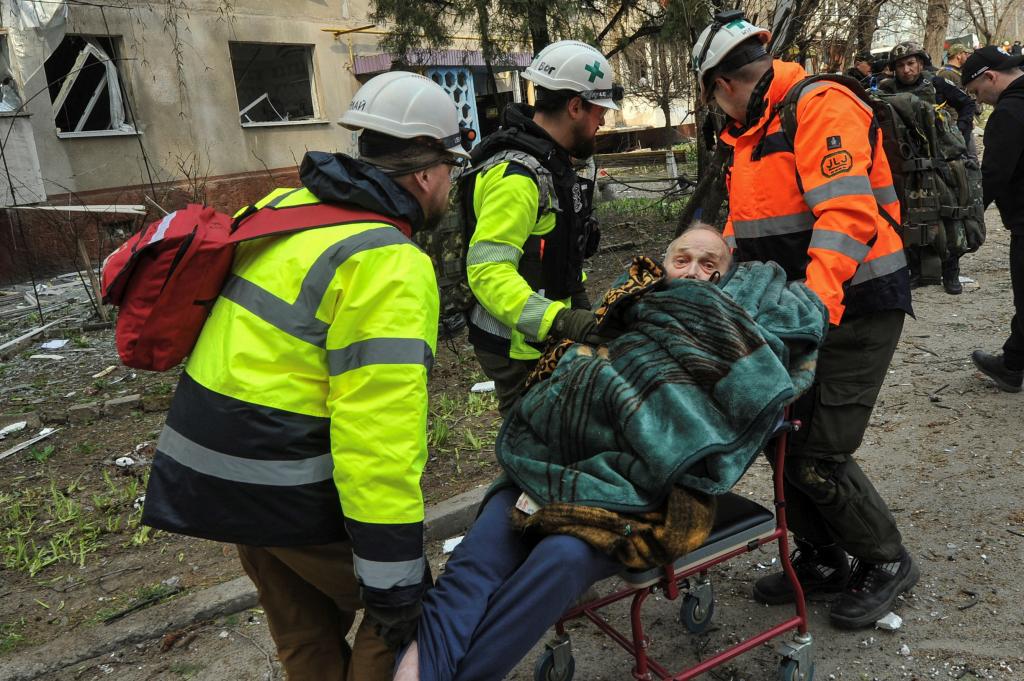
[
  {"xmin": 43, "ymin": 35, "xmax": 135, "ymax": 135},
  {"xmin": 1, "ymin": 36, "xmax": 23, "ymax": 112},
  {"xmin": 229, "ymin": 43, "xmax": 318, "ymax": 126}
]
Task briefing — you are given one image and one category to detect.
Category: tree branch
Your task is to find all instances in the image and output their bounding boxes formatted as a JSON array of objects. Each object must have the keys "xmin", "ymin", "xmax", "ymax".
[
  {"xmin": 605, "ymin": 23, "xmax": 663, "ymax": 59},
  {"xmin": 597, "ymin": 0, "xmax": 635, "ymax": 43}
]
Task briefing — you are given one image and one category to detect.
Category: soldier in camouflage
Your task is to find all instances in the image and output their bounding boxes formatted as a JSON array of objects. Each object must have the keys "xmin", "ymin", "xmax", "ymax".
[{"xmin": 880, "ymin": 41, "xmax": 977, "ymax": 294}]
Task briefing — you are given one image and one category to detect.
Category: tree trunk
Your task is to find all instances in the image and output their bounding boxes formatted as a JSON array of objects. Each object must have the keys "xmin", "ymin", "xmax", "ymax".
[
  {"xmin": 527, "ymin": 3, "xmax": 550, "ymax": 53},
  {"xmin": 923, "ymin": 0, "xmax": 950, "ymax": 65},
  {"xmin": 660, "ymin": 100, "xmax": 674, "ymax": 148},
  {"xmin": 853, "ymin": 0, "xmax": 886, "ymax": 55},
  {"xmin": 656, "ymin": 41, "xmax": 673, "ymax": 149}
]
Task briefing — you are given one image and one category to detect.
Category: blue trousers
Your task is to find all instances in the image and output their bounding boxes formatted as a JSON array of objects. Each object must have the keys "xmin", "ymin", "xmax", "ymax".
[{"xmin": 415, "ymin": 488, "xmax": 620, "ymax": 681}]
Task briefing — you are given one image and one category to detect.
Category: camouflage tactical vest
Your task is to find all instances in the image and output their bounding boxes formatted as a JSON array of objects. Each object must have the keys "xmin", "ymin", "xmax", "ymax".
[{"xmin": 411, "ymin": 150, "xmax": 557, "ymax": 322}]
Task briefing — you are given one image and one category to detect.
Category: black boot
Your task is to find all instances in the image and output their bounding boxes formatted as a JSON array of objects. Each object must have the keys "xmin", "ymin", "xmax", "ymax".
[
  {"xmin": 830, "ymin": 548, "xmax": 919, "ymax": 629},
  {"xmin": 942, "ymin": 258, "xmax": 963, "ymax": 295},
  {"xmin": 971, "ymin": 351, "xmax": 1024, "ymax": 392},
  {"xmin": 752, "ymin": 541, "xmax": 850, "ymax": 605}
]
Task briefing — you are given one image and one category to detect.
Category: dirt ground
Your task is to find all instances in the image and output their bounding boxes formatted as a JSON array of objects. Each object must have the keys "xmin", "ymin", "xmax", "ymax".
[{"xmin": 3, "ymin": 204, "xmax": 1024, "ymax": 681}]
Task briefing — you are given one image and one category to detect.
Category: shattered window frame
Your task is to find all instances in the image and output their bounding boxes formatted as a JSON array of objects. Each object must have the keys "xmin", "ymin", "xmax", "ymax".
[
  {"xmin": 43, "ymin": 34, "xmax": 138, "ymax": 138},
  {"xmin": 1, "ymin": 33, "xmax": 24, "ymax": 115},
  {"xmin": 228, "ymin": 42, "xmax": 322, "ymax": 128}
]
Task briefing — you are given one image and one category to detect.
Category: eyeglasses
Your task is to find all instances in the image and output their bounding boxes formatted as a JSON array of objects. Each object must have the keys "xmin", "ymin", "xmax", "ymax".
[{"xmin": 440, "ymin": 157, "xmax": 467, "ymax": 181}]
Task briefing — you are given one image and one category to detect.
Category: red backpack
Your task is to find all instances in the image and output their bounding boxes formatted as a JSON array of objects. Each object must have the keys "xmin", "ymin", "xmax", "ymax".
[{"xmin": 101, "ymin": 202, "xmax": 409, "ymax": 371}]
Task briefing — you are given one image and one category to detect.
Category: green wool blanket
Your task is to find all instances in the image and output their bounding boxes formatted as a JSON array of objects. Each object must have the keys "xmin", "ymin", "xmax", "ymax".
[{"xmin": 496, "ymin": 257, "xmax": 828, "ymax": 513}]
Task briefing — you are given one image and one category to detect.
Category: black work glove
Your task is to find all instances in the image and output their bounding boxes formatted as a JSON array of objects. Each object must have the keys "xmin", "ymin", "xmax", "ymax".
[
  {"xmin": 550, "ymin": 308, "xmax": 625, "ymax": 346},
  {"xmin": 364, "ymin": 601, "xmax": 421, "ymax": 652},
  {"xmin": 570, "ymin": 287, "xmax": 591, "ymax": 312}
]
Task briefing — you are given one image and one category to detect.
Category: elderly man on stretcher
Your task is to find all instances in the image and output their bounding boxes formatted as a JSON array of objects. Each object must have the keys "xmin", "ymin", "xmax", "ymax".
[{"xmin": 394, "ymin": 225, "xmax": 829, "ymax": 681}]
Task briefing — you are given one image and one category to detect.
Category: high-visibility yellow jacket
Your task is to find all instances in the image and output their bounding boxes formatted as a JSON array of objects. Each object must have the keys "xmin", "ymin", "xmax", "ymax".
[
  {"xmin": 465, "ymin": 159, "xmax": 571, "ymax": 360},
  {"xmin": 142, "ymin": 182, "xmax": 437, "ymax": 608}
]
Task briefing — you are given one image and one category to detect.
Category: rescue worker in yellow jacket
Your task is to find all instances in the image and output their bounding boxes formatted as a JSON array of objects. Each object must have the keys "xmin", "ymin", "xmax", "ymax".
[
  {"xmin": 693, "ymin": 12, "xmax": 919, "ymax": 630},
  {"xmin": 141, "ymin": 72, "xmax": 470, "ymax": 680},
  {"xmin": 463, "ymin": 40, "xmax": 623, "ymax": 417}
]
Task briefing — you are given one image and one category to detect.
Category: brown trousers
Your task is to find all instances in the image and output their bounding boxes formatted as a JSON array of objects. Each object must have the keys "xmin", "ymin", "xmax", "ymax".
[{"xmin": 236, "ymin": 542, "xmax": 393, "ymax": 681}]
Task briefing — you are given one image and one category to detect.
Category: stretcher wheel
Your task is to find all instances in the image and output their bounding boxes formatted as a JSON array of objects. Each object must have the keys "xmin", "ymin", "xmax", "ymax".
[
  {"xmin": 534, "ymin": 648, "xmax": 576, "ymax": 681},
  {"xmin": 678, "ymin": 592, "xmax": 714, "ymax": 634},
  {"xmin": 779, "ymin": 659, "xmax": 815, "ymax": 681}
]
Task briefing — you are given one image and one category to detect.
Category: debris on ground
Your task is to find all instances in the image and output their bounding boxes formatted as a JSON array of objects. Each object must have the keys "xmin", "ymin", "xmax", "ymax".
[
  {"xmin": 442, "ymin": 535, "xmax": 465, "ymax": 554},
  {"xmin": 0, "ymin": 426, "xmax": 60, "ymax": 462},
  {"xmin": 875, "ymin": 612, "xmax": 903, "ymax": 631}
]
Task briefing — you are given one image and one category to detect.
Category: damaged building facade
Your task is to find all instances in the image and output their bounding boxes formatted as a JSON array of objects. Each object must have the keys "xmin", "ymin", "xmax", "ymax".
[{"xmin": 0, "ymin": 1, "xmax": 533, "ymax": 283}]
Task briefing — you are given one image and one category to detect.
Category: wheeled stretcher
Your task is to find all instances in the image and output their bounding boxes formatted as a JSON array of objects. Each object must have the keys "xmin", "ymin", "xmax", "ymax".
[{"xmin": 533, "ymin": 419, "xmax": 815, "ymax": 681}]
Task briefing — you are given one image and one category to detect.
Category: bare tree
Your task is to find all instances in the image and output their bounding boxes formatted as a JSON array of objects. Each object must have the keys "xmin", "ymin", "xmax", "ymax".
[
  {"xmin": 619, "ymin": 36, "xmax": 690, "ymax": 147},
  {"xmin": 962, "ymin": 0, "xmax": 1024, "ymax": 44},
  {"xmin": 925, "ymin": 0, "xmax": 952, "ymax": 59}
]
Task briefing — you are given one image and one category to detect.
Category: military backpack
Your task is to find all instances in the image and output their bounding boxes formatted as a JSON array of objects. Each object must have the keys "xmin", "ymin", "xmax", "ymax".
[{"xmin": 776, "ymin": 74, "xmax": 984, "ymax": 259}]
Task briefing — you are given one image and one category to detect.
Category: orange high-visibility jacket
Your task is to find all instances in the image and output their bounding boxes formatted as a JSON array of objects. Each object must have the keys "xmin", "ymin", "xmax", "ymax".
[{"xmin": 721, "ymin": 60, "xmax": 912, "ymax": 326}]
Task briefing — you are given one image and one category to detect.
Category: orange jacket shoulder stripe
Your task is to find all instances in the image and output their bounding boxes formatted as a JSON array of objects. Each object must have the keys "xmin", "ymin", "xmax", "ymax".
[{"xmin": 721, "ymin": 60, "xmax": 912, "ymax": 325}]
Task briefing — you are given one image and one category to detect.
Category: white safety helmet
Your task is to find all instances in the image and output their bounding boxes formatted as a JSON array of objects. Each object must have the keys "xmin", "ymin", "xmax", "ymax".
[
  {"xmin": 340, "ymin": 71, "xmax": 473, "ymax": 159},
  {"xmin": 522, "ymin": 40, "xmax": 623, "ymax": 110},
  {"xmin": 692, "ymin": 11, "xmax": 771, "ymax": 102}
]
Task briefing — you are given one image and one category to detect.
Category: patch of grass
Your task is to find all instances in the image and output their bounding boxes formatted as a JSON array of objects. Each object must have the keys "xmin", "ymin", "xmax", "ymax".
[
  {"xmin": 25, "ymin": 444, "xmax": 56, "ymax": 464},
  {"xmin": 0, "ymin": 618, "xmax": 27, "ymax": 654},
  {"xmin": 1, "ymin": 472, "xmax": 150, "ymax": 577},
  {"xmin": 91, "ymin": 582, "xmax": 180, "ymax": 624},
  {"xmin": 70, "ymin": 335, "xmax": 90, "ymax": 349},
  {"xmin": 149, "ymin": 381, "xmax": 175, "ymax": 395},
  {"xmin": 426, "ymin": 390, "xmax": 501, "ymax": 475},
  {"xmin": 75, "ymin": 441, "xmax": 97, "ymax": 455},
  {"xmin": 170, "ymin": 662, "xmax": 204, "ymax": 678}
]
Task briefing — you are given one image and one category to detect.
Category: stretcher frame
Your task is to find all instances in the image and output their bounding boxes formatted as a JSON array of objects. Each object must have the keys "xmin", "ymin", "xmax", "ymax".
[{"xmin": 535, "ymin": 420, "xmax": 814, "ymax": 681}]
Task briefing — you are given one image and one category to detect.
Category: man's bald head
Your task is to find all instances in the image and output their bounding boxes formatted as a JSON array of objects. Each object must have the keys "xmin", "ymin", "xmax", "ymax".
[{"xmin": 663, "ymin": 224, "xmax": 732, "ymax": 281}]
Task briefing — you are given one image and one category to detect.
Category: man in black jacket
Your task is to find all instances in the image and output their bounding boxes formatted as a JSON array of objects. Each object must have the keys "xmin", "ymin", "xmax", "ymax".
[{"xmin": 963, "ymin": 47, "xmax": 1024, "ymax": 391}]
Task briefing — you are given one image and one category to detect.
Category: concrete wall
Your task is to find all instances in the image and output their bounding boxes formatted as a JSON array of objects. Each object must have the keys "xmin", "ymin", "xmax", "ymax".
[
  {"xmin": 1, "ymin": 0, "xmax": 390, "ymax": 283},
  {"xmin": 14, "ymin": 0, "xmax": 377, "ymax": 200}
]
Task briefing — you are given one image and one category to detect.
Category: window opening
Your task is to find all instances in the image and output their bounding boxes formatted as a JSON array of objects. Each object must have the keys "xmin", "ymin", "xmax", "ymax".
[
  {"xmin": 1, "ymin": 36, "xmax": 24, "ymax": 112},
  {"xmin": 229, "ymin": 43, "xmax": 318, "ymax": 125},
  {"xmin": 43, "ymin": 35, "xmax": 135, "ymax": 134}
]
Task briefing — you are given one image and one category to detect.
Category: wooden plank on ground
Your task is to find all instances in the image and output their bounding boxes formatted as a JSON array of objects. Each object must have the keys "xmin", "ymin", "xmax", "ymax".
[{"xmin": 0, "ymin": 318, "xmax": 70, "ymax": 360}]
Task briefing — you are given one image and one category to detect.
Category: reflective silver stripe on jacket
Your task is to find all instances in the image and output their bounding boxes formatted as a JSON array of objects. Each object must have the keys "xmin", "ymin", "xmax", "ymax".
[
  {"xmin": 798, "ymin": 80, "xmax": 874, "ymax": 116},
  {"xmin": 873, "ymin": 184, "xmax": 899, "ymax": 206},
  {"xmin": 851, "ymin": 249, "xmax": 908, "ymax": 285},
  {"xmin": 470, "ymin": 303, "xmax": 512, "ymax": 339},
  {"xmin": 803, "ymin": 176, "xmax": 873, "ymax": 210},
  {"xmin": 222, "ymin": 275, "xmax": 328, "ymax": 346},
  {"xmin": 516, "ymin": 293, "xmax": 553, "ymax": 340},
  {"xmin": 353, "ymin": 555, "xmax": 426, "ymax": 590},
  {"xmin": 328, "ymin": 337, "xmax": 433, "ymax": 376},
  {"xmin": 221, "ymin": 226, "xmax": 413, "ymax": 348},
  {"xmin": 466, "ymin": 241, "xmax": 522, "ymax": 268},
  {"xmin": 732, "ymin": 211, "xmax": 816, "ymax": 239},
  {"xmin": 158, "ymin": 425, "xmax": 333, "ymax": 485},
  {"xmin": 808, "ymin": 229, "xmax": 872, "ymax": 263},
  {"xmin": 266, "ymin": 187, "xmax": 304, "ymax": 207}
]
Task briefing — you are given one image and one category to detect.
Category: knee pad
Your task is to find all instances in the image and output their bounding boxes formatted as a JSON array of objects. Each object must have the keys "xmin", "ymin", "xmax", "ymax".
[{"xmin": 787, "ymin": 458, "xmax": 841, "ymax": 506}]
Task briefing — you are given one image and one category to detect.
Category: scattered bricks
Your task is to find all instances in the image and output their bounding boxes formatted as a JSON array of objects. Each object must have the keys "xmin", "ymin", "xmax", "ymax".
[
  {"xmin": 0, "ymin": 412, "xmax": 41, "ymax": 430},
  {"xmin": 104, "ymin": 394, "xmax": 142, "ymax": 418},
  {"xmin": 68, "ymin": 402, "xmax": 101, "ymax": 425},
  {"xmin": 141, "ymin": 393, "xmax": 172, "ymax": 413},
  {"xmin": 40, "ymin": 407, "xmax": 68, "ymax": 425}
]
